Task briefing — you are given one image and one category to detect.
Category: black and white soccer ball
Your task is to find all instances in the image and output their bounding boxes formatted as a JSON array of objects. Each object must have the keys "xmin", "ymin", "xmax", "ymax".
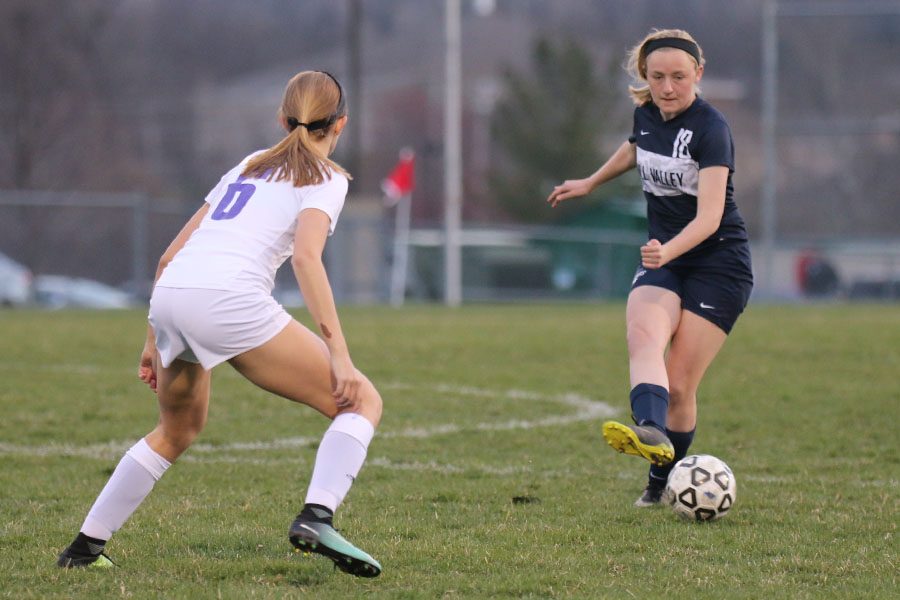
[{"xmin": 665, "ymin": 454, "xmax": 736, "ymax": 522}]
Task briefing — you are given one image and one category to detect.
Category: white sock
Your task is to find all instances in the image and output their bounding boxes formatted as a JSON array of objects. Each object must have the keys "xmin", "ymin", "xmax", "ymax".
[
  {"xmin": 80, "ymin": 438, "xmax": 171, "ymax": 541},
  {"xmin": 305, "ymin": 413, "xmax": 376, "ymax": 512}
]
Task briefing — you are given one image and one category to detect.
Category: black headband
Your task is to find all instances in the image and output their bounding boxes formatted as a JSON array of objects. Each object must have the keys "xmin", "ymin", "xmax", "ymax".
[
  {"xmin": 642, "ymin": 37, "xmax": 701, "ymax": 65},
  {"xmin": 287, "ymin": 71, "xmax": 346, "ymax": 133}
]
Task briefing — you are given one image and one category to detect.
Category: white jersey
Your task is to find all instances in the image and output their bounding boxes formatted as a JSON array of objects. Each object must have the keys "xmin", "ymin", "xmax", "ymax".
[{"xmin": 157, "ymin": 152, "xmax": 347, "ymax": 294}]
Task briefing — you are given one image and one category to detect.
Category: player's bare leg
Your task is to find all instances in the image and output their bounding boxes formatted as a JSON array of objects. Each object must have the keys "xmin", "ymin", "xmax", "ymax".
[
  {"xmin": 634, "ymin": 311, "xmax": 729, "ymax": 506},
  {"xmin": 228, "ymin": 320, "xmax": 381, "ymax": 425},
  {"xmin": 603, "ymin": 286, "xmax": 680, "ymax": 469},
  {"xmin": 229, "ymin": 320, "xmax": 382, "ymax": 577},
  {"xmin": 58, "ymin": 360, "xmax": 210, "ymax": 568},
  {"xmin": 664, "ymin": 311, "xmax": 727, "ymax": 432}
]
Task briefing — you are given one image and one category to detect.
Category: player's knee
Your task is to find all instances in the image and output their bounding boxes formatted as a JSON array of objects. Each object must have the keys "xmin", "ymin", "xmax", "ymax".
[
  {"xmin": 668, "ymin": 380, "xmax": 696, "ymax": 410},
  {"xmin": 159, "ymin": 417, "xmax": 206, "ymax": 454},
  {"xmin": 348, "ymin": 375, "xmax": 383, "ymax": 427},
  {"xmin": 359, "ymin": 379, "xmax": 383, "ymax": 427},
  {"xmin": 163, "ymin": 431, "xmax": 197, "ymax": 455},
  {"xmin": 626, "ymin": 319, "xmax": 666, "ymax": 355}
]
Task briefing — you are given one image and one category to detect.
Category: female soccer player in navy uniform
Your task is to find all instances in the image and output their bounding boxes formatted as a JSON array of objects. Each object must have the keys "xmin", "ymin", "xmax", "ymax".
[
  {"xmin": 58, "ymin": 71, "xmax": 383, "ymax": 576},
  {"xmin": 548, "ymin": 29, "xmax": 753, "ymax": 506}
]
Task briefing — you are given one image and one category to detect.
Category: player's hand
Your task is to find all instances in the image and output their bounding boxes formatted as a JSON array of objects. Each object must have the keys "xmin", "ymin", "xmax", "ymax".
[
  {"xmin": 547, "ymin": 178, "xmax": 593, "ymax": 207},
  {"xmin": 641, "ymin": 239, "xmax": 670, "ymax": 269},
  {"xmin": 330, "ymin": 353, "xmax": 362, "ymax": 412},
  {"xmin": 138, "ymin": 340, "xmax": 158, "ymax": 393}
]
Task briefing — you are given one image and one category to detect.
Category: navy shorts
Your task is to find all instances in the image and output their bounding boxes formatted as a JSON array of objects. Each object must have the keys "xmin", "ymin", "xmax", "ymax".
[{"xmin": 630, "ymin": 240, "xmax": 753, "ymax": 334}]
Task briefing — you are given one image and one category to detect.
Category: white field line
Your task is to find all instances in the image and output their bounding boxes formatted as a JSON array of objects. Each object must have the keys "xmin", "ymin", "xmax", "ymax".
[
  {"xmin": 6, "ymin": 375, "xmax": 894, "ymax": 489},
  {"xmin": 0, "ymin": 361, "xmax": 106, "ymax": 375},
  {"xmin": 174, "ymin": 456, "xmax": 900, "ymax": 488},
  {"xmin": 175, "ymin": 454, "xmax": 538, "ymax": 477},
  {"xmin": 0, "ymin": 383, "xmax": 619, "ymax": 461}
]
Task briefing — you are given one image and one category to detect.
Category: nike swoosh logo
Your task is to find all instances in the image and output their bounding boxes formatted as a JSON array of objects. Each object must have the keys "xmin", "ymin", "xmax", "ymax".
[
  {"xmin": 297, "ymin": 524, "xmax": 318, "ymax": 535},
  {"xmin": 640, "ymin": 130, "xmax": 650, "ymax": 135},
  {"xmin": 699, "ymin": 302, "xmax": 715, "ymax": 310}
]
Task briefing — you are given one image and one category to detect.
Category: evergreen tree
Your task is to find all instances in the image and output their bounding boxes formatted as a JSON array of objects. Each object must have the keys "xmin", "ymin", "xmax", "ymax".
[{"xmin": 489, "ymin": 37, "xmax": 631, "ymax": 222}]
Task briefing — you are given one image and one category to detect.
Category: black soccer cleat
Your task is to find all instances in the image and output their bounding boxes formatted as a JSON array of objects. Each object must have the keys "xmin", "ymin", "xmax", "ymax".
[
  {"xmin": 289, "ymin": 516, "xmax": 382, "ymax": 578},
  {"xmin": 57, "ymin": 546, "xmax": 115, "ymax": 569},
  {"xmin": 633, "ymin": 481, "xmax": 667, "ymax": 508},
  {"xmin": 602, "ymin": 420, "xmax": 675, "ymax": 466}
]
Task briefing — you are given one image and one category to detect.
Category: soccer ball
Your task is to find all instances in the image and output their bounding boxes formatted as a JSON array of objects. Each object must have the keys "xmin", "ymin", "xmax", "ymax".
[{"xmin": 665, "ymin": 454, "xmax": 736, "ymax": 522}]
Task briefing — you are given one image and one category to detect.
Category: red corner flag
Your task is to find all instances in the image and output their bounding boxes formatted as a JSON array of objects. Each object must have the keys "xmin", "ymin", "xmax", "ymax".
[{"xmin": 381, "ymin": 148, "xmax": 415, "ymax": 206}]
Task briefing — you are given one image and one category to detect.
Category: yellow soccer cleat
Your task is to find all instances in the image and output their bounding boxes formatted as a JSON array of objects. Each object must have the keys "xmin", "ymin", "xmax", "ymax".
[{"xmin": 602, "ymin": 420, "xmax": 675, "ymax": 466}]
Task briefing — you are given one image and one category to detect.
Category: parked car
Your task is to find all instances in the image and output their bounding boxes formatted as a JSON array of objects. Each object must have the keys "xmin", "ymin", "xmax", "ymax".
[
  {"xmin": 34, "ymin": 275, "xmax": 136, "ymax": 309},
  {"xmin": 0, "ymin": 252, "xmax": 33, "ymax": 307}
]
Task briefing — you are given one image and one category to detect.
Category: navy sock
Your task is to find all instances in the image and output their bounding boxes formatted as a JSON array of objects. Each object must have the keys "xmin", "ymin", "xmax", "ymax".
[
  {"xmin": 649, "ymin": 428, "xmax": 696, "ymax": 486},
  {"xmin": 629, "ymin": 383, "xmax": 669, "ymax": 433}
]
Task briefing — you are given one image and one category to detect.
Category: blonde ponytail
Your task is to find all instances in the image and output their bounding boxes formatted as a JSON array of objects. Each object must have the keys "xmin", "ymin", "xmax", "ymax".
[{"xmin": 242, "ymin": 71, "xmax": 350, "ymax": 186}]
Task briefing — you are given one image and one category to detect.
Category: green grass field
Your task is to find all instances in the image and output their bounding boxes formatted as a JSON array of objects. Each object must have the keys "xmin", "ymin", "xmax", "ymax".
[{"xmin": 1, "ymin": 304, "xmax": 897, "ymax": 599}]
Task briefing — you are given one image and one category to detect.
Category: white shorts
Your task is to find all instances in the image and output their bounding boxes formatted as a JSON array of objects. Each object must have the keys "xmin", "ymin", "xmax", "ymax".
[{"xmin": 148, "ymin": 287, "xmax": 292, "ymax": 370}]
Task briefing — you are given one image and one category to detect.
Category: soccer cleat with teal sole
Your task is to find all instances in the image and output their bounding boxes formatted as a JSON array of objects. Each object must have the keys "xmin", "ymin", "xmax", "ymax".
[
  {"xmin": 602, "ymin": 420, "xmax": 675, "ymax": 466},
  {"xmin": 289, "ymin": 518, "xmax": 382, "ymax": 578}
]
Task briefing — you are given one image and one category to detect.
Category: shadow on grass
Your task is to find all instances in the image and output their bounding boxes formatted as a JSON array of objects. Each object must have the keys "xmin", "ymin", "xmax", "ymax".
[{"xmin": 263, "ymin": 561, "xmax": 330, "ymax": 587}]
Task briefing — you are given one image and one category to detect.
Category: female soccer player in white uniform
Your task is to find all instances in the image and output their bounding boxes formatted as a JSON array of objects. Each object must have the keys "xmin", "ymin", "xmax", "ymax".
[
  {"xmin": 58, "ymin": 71, "xmax": 383, "ymax": 577},
  {"xmin": 548, "ymin": 30, "xmax": 753, "ymax": 506}
]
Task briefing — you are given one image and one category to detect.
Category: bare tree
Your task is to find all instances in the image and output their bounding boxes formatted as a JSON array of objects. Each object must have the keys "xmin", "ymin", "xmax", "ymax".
[{"xmin": 0, "ymin": 0, "xmax": 127, "ymax": 190}]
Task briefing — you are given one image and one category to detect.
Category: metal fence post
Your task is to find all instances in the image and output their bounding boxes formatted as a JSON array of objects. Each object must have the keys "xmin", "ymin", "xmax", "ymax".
[{"xmin": 131, "ymin": 194, "xmax": 149, "ymax": 297}]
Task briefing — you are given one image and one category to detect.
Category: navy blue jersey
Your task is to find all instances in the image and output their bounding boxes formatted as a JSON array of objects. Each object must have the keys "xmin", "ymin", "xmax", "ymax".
[{"xmin": 632, "ymin": 97, "xmax": 748, "ymax": 260}]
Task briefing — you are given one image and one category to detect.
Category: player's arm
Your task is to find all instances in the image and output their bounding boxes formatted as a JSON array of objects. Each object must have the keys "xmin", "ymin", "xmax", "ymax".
[
  {"xmin": 548, "ymin": 140, "xmax": 637, "ymax": 207},
  {"xmin": 139, "ymin": 204, "xmax": 209, "ymax": 390},
  {"xmin": 153, "ymin": 204, "xmax": 209, "ymax": 288},
  {"xmin": 640, "ymin": 166, "xmax": 728, "ymax": 269},
  {"xmin": 291, "ymin": 208, "xmax": 361, "ymax": 411}
]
